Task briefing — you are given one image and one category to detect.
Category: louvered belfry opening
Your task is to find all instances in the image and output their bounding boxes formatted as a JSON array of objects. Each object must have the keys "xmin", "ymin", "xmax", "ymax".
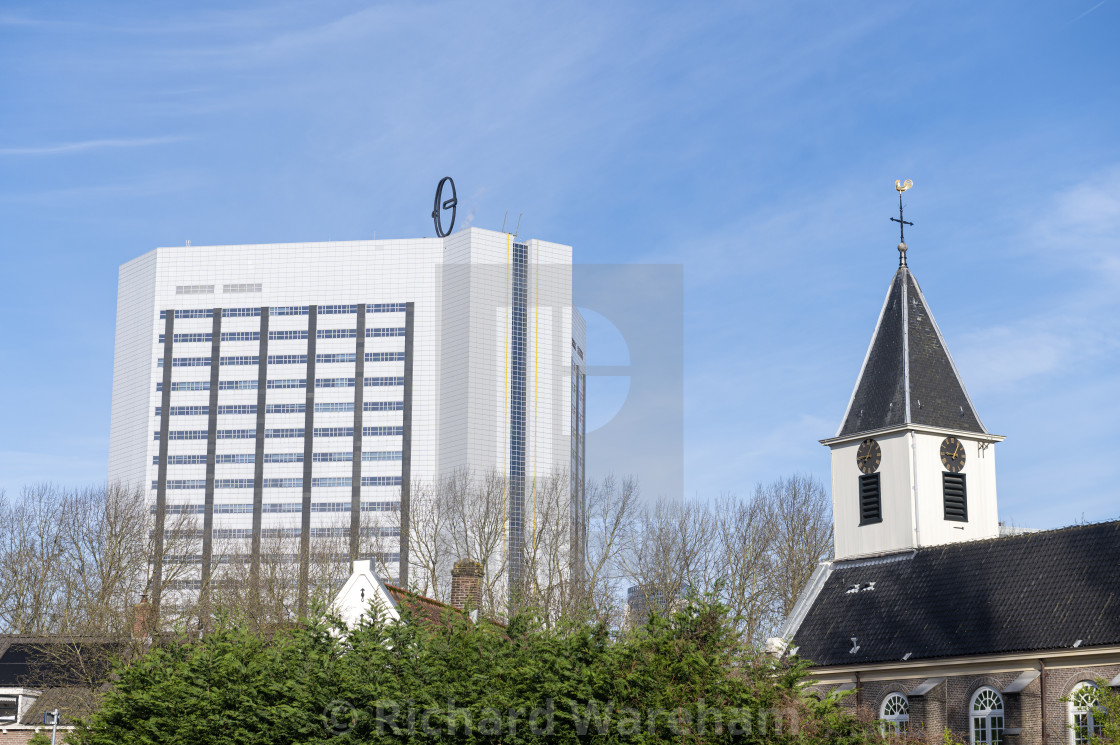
[
  {"xmin": 943, "ymin": 472, "xmax": 968, "ymax": 522},
  {"xmin": 858, "ymin": 474, "xmax": 882, "ymax": 525}
]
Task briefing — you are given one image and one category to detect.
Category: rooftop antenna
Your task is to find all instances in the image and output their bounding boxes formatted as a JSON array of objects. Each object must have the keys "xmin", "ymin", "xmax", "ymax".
[
  {"xmin": 891, "ymin": 179, "xmax": 914, "ymax": 266},
  {"xmin": 501, "ymin": 210, "xmax": 509, "ymax": 234},
  {"xmin": 513, "ymin": 212, "xmax": 522, "ymax": 238}
]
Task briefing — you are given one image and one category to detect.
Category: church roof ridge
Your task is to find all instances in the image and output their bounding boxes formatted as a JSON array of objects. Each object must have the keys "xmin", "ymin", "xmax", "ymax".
[
  {"xmin": 829, "ymin": 517, "xmax": 1120, "ymax": 567},
  {"xmin": 835, "ymin": 263, "xmax": 987, "ymax": 438}
]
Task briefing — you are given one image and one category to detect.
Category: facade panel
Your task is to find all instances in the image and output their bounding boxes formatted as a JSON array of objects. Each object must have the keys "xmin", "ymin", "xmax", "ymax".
[{"xmin": 109, "ymin": 228, "xmax": 585, "ymax": 607}]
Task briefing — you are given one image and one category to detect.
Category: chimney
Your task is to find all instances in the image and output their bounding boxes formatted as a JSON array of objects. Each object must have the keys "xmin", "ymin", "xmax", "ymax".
[
  {"xmin": 450, "ymin": 560, "xmax": 484, "ymax": 612},
  {"xmin": 132, "ymin": 594, "xmax": 151, "ymax": 639}
]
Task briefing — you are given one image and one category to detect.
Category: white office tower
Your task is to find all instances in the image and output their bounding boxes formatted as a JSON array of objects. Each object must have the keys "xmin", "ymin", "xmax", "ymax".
[{"xmin": 109, "ymin": 228, "xmax": 587, "ymax": 610}]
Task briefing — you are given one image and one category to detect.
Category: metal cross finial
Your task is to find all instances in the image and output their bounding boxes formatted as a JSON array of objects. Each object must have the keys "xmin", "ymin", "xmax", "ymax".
[{"xmin": 891, "ymin": 179, "xmax": 914, "ymax": 266}]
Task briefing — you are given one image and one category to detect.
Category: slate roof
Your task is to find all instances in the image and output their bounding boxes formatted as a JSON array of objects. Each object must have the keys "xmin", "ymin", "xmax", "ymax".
[
  {"xmin": 792, "ymin": 520, "xmax": 1120, "ymax": 667},
  {"xmin": 19, "ymin": 686, "xmax": 101, "ymax": 726},
  {"xmin": 837, "ymin": 266, "xmax": 986, "ymax": 437},
  {"xmin": 0, "ymin": 636, "xmax": 121, "ymax": 687}
]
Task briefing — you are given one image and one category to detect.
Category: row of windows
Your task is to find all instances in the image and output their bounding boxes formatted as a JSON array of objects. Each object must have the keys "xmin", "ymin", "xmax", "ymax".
[
  {"xmin": 158, "ymin": 377, "xmax": 404, "ymax": 392},
  {"xmin": 161, "ymin": 305, "xmax": 406, "ymax": 321},
  {"xmin": 318, "ymin": 304, "xmax": 357, "ymax": 315},
  {"xmin": 873, "ymin": 681, "xmax": 1102, "ymax": 743},
  {"xmin": 160, "ymin": 501, "xmax": 398, "ymax": 515},
  {"xmin": 167, "ymin": 527, "xmax": 400, "ymax": 539},
  {"xmin": 155, "ymin": 450, "xmax": 401, "ymax": 465},
  {"xmin": 156, "ymin": 425, "xmax": 404, "ymax": 440},
  {"xmin": 156, "ymin": 406, "xmax": 209, "ymax": 416},
  {"xmin": 163, "ymin": 553, "xmax": 400, "ymax": 569},
  {"xmin": 876, "ymin": 683, "xmax": 1103, "ymax": 744},
  {"xmin": 161, "ymin": 333, "xmax": 211, "ymax": 343},
  {"xmin": 160, "ymin": 304, "xmax": 405, "ymax": 322},
  {"xmin": 160, "ymin": 351, "xmax": 404, "ymax": 367},
  {"xmin": 225, "ymin": 307, "xmax": 261, "ymax": 317},
  {"xmin": 158, "ymin": 331, "xmax": 270, "ymax": 344},
  {"xmin": 365, "ymin": 401, "xmax": 403, "ymax": 411},
  {"xmin": 161, "ymin": 309, "xmax": 212, "ymax": 318},
  {"xmin": 317, "ymin": 328, "xmax": 354, "ymax": 339},
  {"xmin": 163, "ymin": 381, "xmax": 210, "ymax": 391}
]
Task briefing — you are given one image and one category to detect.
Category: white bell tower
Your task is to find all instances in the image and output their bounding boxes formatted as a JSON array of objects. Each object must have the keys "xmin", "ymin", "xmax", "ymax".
[{"xmin": 823, "ymin": 192, "xmax": 1003, "ymax": 560}]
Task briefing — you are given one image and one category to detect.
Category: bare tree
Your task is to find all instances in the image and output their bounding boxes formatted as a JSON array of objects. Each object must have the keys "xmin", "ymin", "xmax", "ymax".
[
  {"xmin": 520, "ymin": 470, "xmax": 574, "ymax": 623},
  {"xmin": 442, "ymin": 468, "xmax": 510, "ymax": 615},
  {"xmin": 621, "ymin": 499, "xmax": 715, "ymax": 623},
  {"xmin": 396, "ymin": 477, "xmax": 450, "ymax": 599},
  {"xmin": 711, "ymin": 492, "xmax": 777, "ymax": 642},
  {"xmin": 571, "ymin": 474, "xmax": 640, "ymax": 624},
  {"xmin": 764, "ymin": 474, "xmax": 833, "ymax": 624}
]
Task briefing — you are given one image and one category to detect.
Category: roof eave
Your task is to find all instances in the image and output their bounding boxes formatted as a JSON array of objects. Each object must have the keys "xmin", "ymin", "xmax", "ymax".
[
  {"xmin": 821, "ymin": 422, "xmax": 1005, "ymax": 447},
  {"xmin": 803, "ymin": 643, "xmax": 1120, "ymax": 683}
]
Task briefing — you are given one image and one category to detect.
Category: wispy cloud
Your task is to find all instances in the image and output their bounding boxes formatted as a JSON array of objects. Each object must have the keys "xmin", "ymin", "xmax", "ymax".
[
  {"xmin": 955, "ymin": 165, "xmax": 1120, "ymax": 393},
  {"xmin": 1071, "ymin": 0, "xmax": 1108, "ymax": 23},
  {"xmin": 0, "ymin": 135, "xmax": 188, "ymax": 156}
]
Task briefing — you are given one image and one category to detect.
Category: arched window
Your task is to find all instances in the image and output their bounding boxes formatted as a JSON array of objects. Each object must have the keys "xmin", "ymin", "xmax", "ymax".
[
  {"xmin": 1069, "ymin": 682, "xmax": 1103, "ymax": 745},
  {"xmin": 879, "ymin": 692, "xmax": 909, "ymax": 736},
  {"xmin": 971, "ymin": 687, "xmax": 1004, "ymax": 745}
]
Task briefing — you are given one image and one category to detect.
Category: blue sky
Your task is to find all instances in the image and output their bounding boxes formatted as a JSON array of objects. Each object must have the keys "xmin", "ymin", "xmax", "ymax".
[{"xmin": 1, "ymin": 1, "xmax": 1118, "ymax": 530}]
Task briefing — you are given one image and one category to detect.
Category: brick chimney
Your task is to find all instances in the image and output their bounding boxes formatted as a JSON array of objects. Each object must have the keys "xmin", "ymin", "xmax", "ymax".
[
  {"xmin": 450, "ymin": 560, "xmax": 484, "ymax": 612},
  {"xmin": 132, "ymin": 594, "xmax": 151, "ymax": 639}
]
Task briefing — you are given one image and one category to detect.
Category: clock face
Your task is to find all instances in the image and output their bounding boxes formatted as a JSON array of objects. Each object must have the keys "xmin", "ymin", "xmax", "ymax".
[
  {"xmin": 940, "ymin": 436, "xmax": 966, "ymax": 473},
  {"xmin": 856, "ymin": 438, "xmax": 881, "ymax": 474}
]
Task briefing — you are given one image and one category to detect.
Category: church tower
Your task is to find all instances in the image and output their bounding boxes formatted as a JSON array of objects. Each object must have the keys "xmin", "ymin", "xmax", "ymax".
[{"xmin": 822, "ymin": 184, "xmax": 1003, "ymax": 560}]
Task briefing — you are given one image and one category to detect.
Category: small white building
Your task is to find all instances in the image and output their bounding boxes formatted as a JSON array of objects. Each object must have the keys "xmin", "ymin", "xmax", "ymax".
[{"xmin": 332, "ymin": 558, "xmax": 485, "ymax": 628}]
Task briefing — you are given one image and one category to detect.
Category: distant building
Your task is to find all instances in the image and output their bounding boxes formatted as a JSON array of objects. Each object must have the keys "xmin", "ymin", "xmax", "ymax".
[
  {"xmin": 109, "ymin": 228, "xmax": 586, "ymax": 608},
  {"xmin": 778, "ymin": 238, "xmax": 1120, "ymax": 744},
  {"xmin": 625, "ymin": 584, "xmax": 686, "ymax": 623}
]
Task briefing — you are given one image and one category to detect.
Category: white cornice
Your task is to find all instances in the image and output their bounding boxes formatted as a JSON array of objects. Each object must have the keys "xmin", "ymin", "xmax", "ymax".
[
  {"xmin": 805, "ymin": 645, "xmax": 1120, "ymax": 685},
  {"xmin": 821, "ymin": 422, "xmax": 1005, "ymax": 448}
]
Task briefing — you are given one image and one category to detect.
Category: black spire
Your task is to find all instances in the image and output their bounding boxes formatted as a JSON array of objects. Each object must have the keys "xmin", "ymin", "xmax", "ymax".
[{"xmin": 836, "ymin": 266, "xmax": 986, "ymax": 437}]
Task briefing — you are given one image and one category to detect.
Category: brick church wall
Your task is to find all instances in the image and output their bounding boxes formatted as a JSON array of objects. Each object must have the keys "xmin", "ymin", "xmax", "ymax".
[{"xmin": 810, "ymin": 662, "xmax": 1120, "ymax": 745}]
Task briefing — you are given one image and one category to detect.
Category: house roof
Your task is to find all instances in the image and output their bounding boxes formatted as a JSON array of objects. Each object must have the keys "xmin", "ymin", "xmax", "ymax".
[
  {"xmin": 383, "ymin": 583, "xmax": 465, "ymax": 625},
  {"xmin": 792, "ymin": 520, "xmax": 1120, "ymax": 667},
  {"xmin": 20, "ymin": 686, "xmax": 102, "ymax": 726},
  {"xmin": 836, "ymin": 266, "xmax": 986, "ymax": 438}
]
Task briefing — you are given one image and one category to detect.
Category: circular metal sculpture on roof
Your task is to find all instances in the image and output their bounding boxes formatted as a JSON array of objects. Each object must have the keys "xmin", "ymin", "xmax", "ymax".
[{"xmin": 432, "ymin": 177, "xmax": 457, "ymax": 237}]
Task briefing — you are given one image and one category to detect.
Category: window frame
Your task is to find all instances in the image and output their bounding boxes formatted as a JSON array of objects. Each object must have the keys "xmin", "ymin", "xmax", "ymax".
[
  {"xmin": 970, "ymin": 687, "xmax": 1004, "ymax": 745},
  {"xmin": 1068, "ymin": 682, "xmax": 1103, "ymax": 745},
  {"xmin": 878, "ymin": 692, "xmax": 909, "ymax": 736}
]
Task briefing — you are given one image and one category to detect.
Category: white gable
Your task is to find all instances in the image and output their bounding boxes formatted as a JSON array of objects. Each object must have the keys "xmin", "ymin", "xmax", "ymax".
[{"xmin": 332, "ymin": 559, "xmax": 400, "ymax": 629}]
